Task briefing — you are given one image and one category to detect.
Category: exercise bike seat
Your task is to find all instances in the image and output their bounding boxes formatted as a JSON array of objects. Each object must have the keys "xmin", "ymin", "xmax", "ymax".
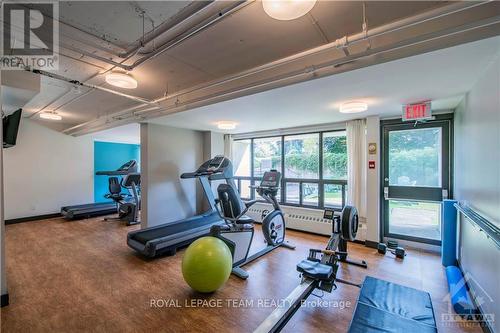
[
  {"xmin": 297, "ymin": 259, "xmax": 333, "ymax": 280},
  {"xmin": 234, "ymin": 215, "xmax": 254, "ymax": 224}
]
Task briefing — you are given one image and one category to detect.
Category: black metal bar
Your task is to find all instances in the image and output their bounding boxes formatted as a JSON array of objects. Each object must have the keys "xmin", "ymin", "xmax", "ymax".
[
  {"xmin": 319, "ymin": 132, "xmax": 324, "ymax": 208},
  {"xmin": 455, "ymin": 203, "xmax": 500, "ymax": 248},
  {"xmin": 342, "ymin": 184, "xmax": 346, "ymax": 208},
  {"xmin": 281, "ymin": 136, "xmax": 285, "ymax": 204},
  {"xmin": 299, "ymin": 182, "xmax": 303, "ymax": 206},
  {"xmin": 250, "ymin": 138, "xmax": 255, "ymax": 200}
]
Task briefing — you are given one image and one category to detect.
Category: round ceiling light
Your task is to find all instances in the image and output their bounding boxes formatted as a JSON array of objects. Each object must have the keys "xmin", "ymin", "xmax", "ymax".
[
  {"xmin": 339, "ymin": 101, "xmax": 368, "ymax": 114},
  {"xmin": 105, "ymin": 72, "xmax": 138, "ymax": 89},
  {"xmin": 263, "ymin": 0, "xmax": 317, "ymax": 21},
  {"xmin": 39, "ymin": 111, "xmax": 62, "ymax": 121},
  {"xmin": 217, "ymin": 121, "xmax": 237, "ymax": 130}
]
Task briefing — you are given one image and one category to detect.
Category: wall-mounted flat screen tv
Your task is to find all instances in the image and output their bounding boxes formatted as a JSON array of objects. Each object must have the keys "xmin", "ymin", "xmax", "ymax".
[{"xmin": 3, "ymin": 109, "xmax": 22, "ymax": 148}]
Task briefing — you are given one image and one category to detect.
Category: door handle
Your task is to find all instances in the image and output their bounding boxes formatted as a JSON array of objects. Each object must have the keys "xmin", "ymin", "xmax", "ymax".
[
  {"xmin": 442, "ymin": 189, "xmax": 448, "ymax": 199},
  {"xmin": 384, "ymin": 187, "xmax": 389, "ymax": 200}
]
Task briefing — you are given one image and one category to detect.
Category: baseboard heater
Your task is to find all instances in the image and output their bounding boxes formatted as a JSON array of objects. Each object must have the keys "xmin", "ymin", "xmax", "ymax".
[{"xmin": 246, "ymin": 202, "xmax": 367, "ymax": 241}]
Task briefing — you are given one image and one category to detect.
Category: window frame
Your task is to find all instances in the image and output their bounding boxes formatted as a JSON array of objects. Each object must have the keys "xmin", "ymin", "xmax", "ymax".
[{"xmin": 233, "ymin": 129, "xmax": 348, "ymax": 210}]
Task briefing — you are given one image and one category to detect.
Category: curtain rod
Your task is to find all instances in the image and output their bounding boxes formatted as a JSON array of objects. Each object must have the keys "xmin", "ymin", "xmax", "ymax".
[{"xmin": 231, "ymin": 121, "xmax": 348, "ymax": 140}]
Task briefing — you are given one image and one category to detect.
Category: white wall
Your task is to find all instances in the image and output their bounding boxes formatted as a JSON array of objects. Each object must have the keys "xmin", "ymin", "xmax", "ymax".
[
  {"xmin": 365, "ymin": 116, "xmax": 381, "ymax": 243},
  {"xmin": 454, "ymin": 55, "xmax": 499, "ymax": 224},
  {"xmin": 141, "ymin": 123, "xmax": 205, "ymax": 228},
  {"xmin": 454, "ymin": 55, "xmax": 499, "ymax": 332},
  {"xmin": 3, "ymin": 118, "xmax": 94, "ymax": 219}
]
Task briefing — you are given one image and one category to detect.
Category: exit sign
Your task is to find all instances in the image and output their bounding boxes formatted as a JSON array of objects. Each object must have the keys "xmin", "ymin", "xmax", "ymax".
[{"xmin": 402, "ymin": 101, "xmax": 432, "ymax": 121}]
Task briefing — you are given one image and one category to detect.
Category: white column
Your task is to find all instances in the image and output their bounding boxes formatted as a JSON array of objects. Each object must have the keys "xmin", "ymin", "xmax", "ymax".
[{"xmin": 365, "ymin": 116, "xmax": 380, "ymax": 244}]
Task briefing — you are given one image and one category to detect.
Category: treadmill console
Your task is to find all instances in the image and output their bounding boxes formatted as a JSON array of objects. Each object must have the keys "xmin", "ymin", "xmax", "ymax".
[
  {"xmin": 260, "ymin": 170, "xmax": 281, "ymax": 188},
  {"xmin": 118, "ymin": 160, "xmax": 137, "ymax": 171},
  {"xmin": 95, "ymin": 160, "xmax": 138, "ymax": 175},
  {"xmin": 207, "ymin": 155, "xmax": 226, "ymax": 172},
  {"xmin": 181, "ymin": 155, "xmax": 232, "ymax": 179}
]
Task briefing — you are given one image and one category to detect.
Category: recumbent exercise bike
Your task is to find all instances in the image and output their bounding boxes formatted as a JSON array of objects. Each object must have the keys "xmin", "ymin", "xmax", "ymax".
[
  {"xmin": 211, "ymin": 169, "xmax": 295, "ymax": 279},
  {"xmin": 104, "ymin": 173, "xmax": 141, "ymax": 226}
]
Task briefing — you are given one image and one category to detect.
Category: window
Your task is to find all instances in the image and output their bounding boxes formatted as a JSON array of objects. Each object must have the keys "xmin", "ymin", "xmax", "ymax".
[
  {"xmin": 233, "ymin": 130, "xmax": 347, "ymax": 209},
  {"xmin": 233, "ymin": 139, "xmax": 251, "ymax": 177},
  {"xmin": 253, "ymin": 137, "xmax": 281, "ymax": 177},
  {"xmin": 323, "ymin": 132, "xmax": 347, "ymax": 180},
  {"xmin": 284, "ymin": 133, "xmax": 319, "ymax": 179}
]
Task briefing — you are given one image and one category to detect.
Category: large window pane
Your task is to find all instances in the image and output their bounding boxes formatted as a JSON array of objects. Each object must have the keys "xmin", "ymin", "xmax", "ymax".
[
  {"xmin": 233, "ymin": 139, "xmax": 251, "ymax": 177},
  {"xmin": 253, "ymin": 137, "xmax": 281, "ymax": 177},
  {"xmin": 303, "ymin": 183, "xmax": 318, "ymax": 206},
  {"xmin": 285, "ymin": 182, "xmax": 299, "ymax": 204},
  {"xmin": 388, "ymin": 128, "xmax": 442, "ymax": 187},
  {"xmin": 284, "ymin": 133, "xmax": 319, "ymax": 179},
  {"xmin": 324, "ymin": 184, "xmax": 342, "ymax": 207},
  {"xmin": 323, "ymin": 131, "xmax": 347, "ymax": 180},
  {"xmin": 388, "ymin": 200, "xmax": 441, "ymax": 240},
  {"xmin": 239, "ymin": 180, "xmax": 251, "ymax": 199}
]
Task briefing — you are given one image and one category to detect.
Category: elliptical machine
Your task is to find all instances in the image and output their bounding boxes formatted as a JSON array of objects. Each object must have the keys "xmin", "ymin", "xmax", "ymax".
[{"xmin": 211, "ymin": 169, "xmax": 295, "ymax": 279}]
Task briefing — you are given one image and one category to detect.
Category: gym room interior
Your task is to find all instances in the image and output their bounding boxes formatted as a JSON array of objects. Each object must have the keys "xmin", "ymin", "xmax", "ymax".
[{"xmin": 0, "ymin": 1, "xmax": 498, "ymax": 332}]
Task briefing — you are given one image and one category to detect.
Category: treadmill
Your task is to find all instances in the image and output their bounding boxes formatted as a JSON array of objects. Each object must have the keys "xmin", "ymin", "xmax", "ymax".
[
  {"xmin": 127, "ymin": 155, "xmax": 235, "ymax": 258},
  {"xmin": 61, "ymin": 160, "xmax": 138, "ymax": 220}
]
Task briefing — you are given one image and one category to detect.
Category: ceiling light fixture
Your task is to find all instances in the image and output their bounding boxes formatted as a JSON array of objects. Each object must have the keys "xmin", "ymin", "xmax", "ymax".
[
  {"xmin": 263, "ymin": 0, "xmax": 317, "ymax": 21},
  {"xmin": 339, "ymin": 101, "xmax": 368, "ymax": 113},
  {"xmin": 39, "ymin": 111, "xmax": 62, "ymax": 121},
  {"xmin": 217, "ymin": 121, "xmax": 237, "ymax": 130},
  {"xmin": 105, "ymin": 72, "xmax": 138, "ymax": 89}
]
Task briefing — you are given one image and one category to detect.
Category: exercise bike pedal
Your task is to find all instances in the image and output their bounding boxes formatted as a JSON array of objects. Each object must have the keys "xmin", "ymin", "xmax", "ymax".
[{"xmin": 232, "ymin": 267, "xmax": 249, "ymax": 280}]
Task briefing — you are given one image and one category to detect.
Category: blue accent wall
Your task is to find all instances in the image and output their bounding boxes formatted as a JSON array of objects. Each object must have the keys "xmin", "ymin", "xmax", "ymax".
[{"xmin": 94, "ymin": 141, "xmax": 140, "ymax": 203}]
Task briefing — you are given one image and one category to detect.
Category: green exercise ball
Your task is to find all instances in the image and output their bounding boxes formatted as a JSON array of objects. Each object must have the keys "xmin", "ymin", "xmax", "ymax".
[{"xmin": 182, "ymin": 236, "xmax": 233, "ymax": 293}]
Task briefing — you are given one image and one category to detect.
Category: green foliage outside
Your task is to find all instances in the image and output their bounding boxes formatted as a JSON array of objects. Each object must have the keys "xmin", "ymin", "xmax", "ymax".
[
  {"xmin": 253, "ymin": 134, "xmax": 348, "ymax": 179},
  {"xmin": 389, "ymin": 147, "xmax": 439, "ymax": 186},
  {"xmin": 389, "ymin": 129, "xmax": 440, "ymax": 186}
]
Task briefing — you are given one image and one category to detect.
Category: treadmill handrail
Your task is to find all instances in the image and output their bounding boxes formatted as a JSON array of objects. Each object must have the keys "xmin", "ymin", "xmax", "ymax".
[
  {"xmin": 180, "ymin": 170, "xmax": 222, "ymax": 179},
  {"xmin": 96, "ymin": 170, "xmax": 134, "ymax": 176}
]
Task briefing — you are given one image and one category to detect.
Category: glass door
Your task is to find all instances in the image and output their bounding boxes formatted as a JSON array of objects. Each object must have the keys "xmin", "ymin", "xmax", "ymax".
[{"xmin": 382, "ymin": 118, "xmax": 451, "ymax": 245}]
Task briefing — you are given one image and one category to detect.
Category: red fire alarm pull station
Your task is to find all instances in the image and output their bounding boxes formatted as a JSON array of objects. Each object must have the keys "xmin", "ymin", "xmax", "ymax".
[{"xmin": 369, "ymin": 161, "xmax": 375, "ymax": 169}]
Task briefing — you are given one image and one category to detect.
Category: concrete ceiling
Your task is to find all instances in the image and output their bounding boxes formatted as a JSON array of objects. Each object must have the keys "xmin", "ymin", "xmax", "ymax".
[
  {"xmin": 3, "ymin": 1, "xmax": 499, "ymax": 135},
  {"xmin": 58, "ymin": 1, "xmax": 192, "ymax": 48},
  {"xmin": 150, "ymin": 36, "xmax": 500, "ymax": 134},
  {"xmin": 85, "ymin": 123, "xmax": 140, "ymax": 144}
]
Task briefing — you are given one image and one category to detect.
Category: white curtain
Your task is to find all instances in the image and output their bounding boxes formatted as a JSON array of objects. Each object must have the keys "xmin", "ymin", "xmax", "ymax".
[
  {"xmin": 346, "ymin": 119, "xmax": 367, "ymax": 218},
  {"xmin": 223, "ymin": 134, "xmax": 233, "ymax": 160}
]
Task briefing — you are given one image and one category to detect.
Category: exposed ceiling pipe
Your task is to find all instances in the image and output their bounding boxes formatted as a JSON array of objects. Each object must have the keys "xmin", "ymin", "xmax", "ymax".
[
  {"xmin": 57, "ymin": 1, "xmax": 251, "ymax": 71},
  {"xmin": 126, "ymin": 1, "xmax": 253, "ymax": 70},
  {"xmin": 25, "ymin": 68, "xmax": 158, "ymax": 106},
  {"xmin": 65, "ymin": 11, "xmax": 500, "ymax": 136},
  {"xmin": 52, "ymin": 0, "xmax": 481, "ymax": 117},
  {"xmin": 118, "ymin": 1, "xmax": 214, "ymax": 58},
  {"xmin": 137, "ymin": 16, "xmax": 500, "ymax": 119},
  {"xmin": 332, "ymin": 0, "xmax": 493, "ymax": 49},
  {"xmin": 138, "ymin": 0, "xmax": 492, "ymax": 107}
]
